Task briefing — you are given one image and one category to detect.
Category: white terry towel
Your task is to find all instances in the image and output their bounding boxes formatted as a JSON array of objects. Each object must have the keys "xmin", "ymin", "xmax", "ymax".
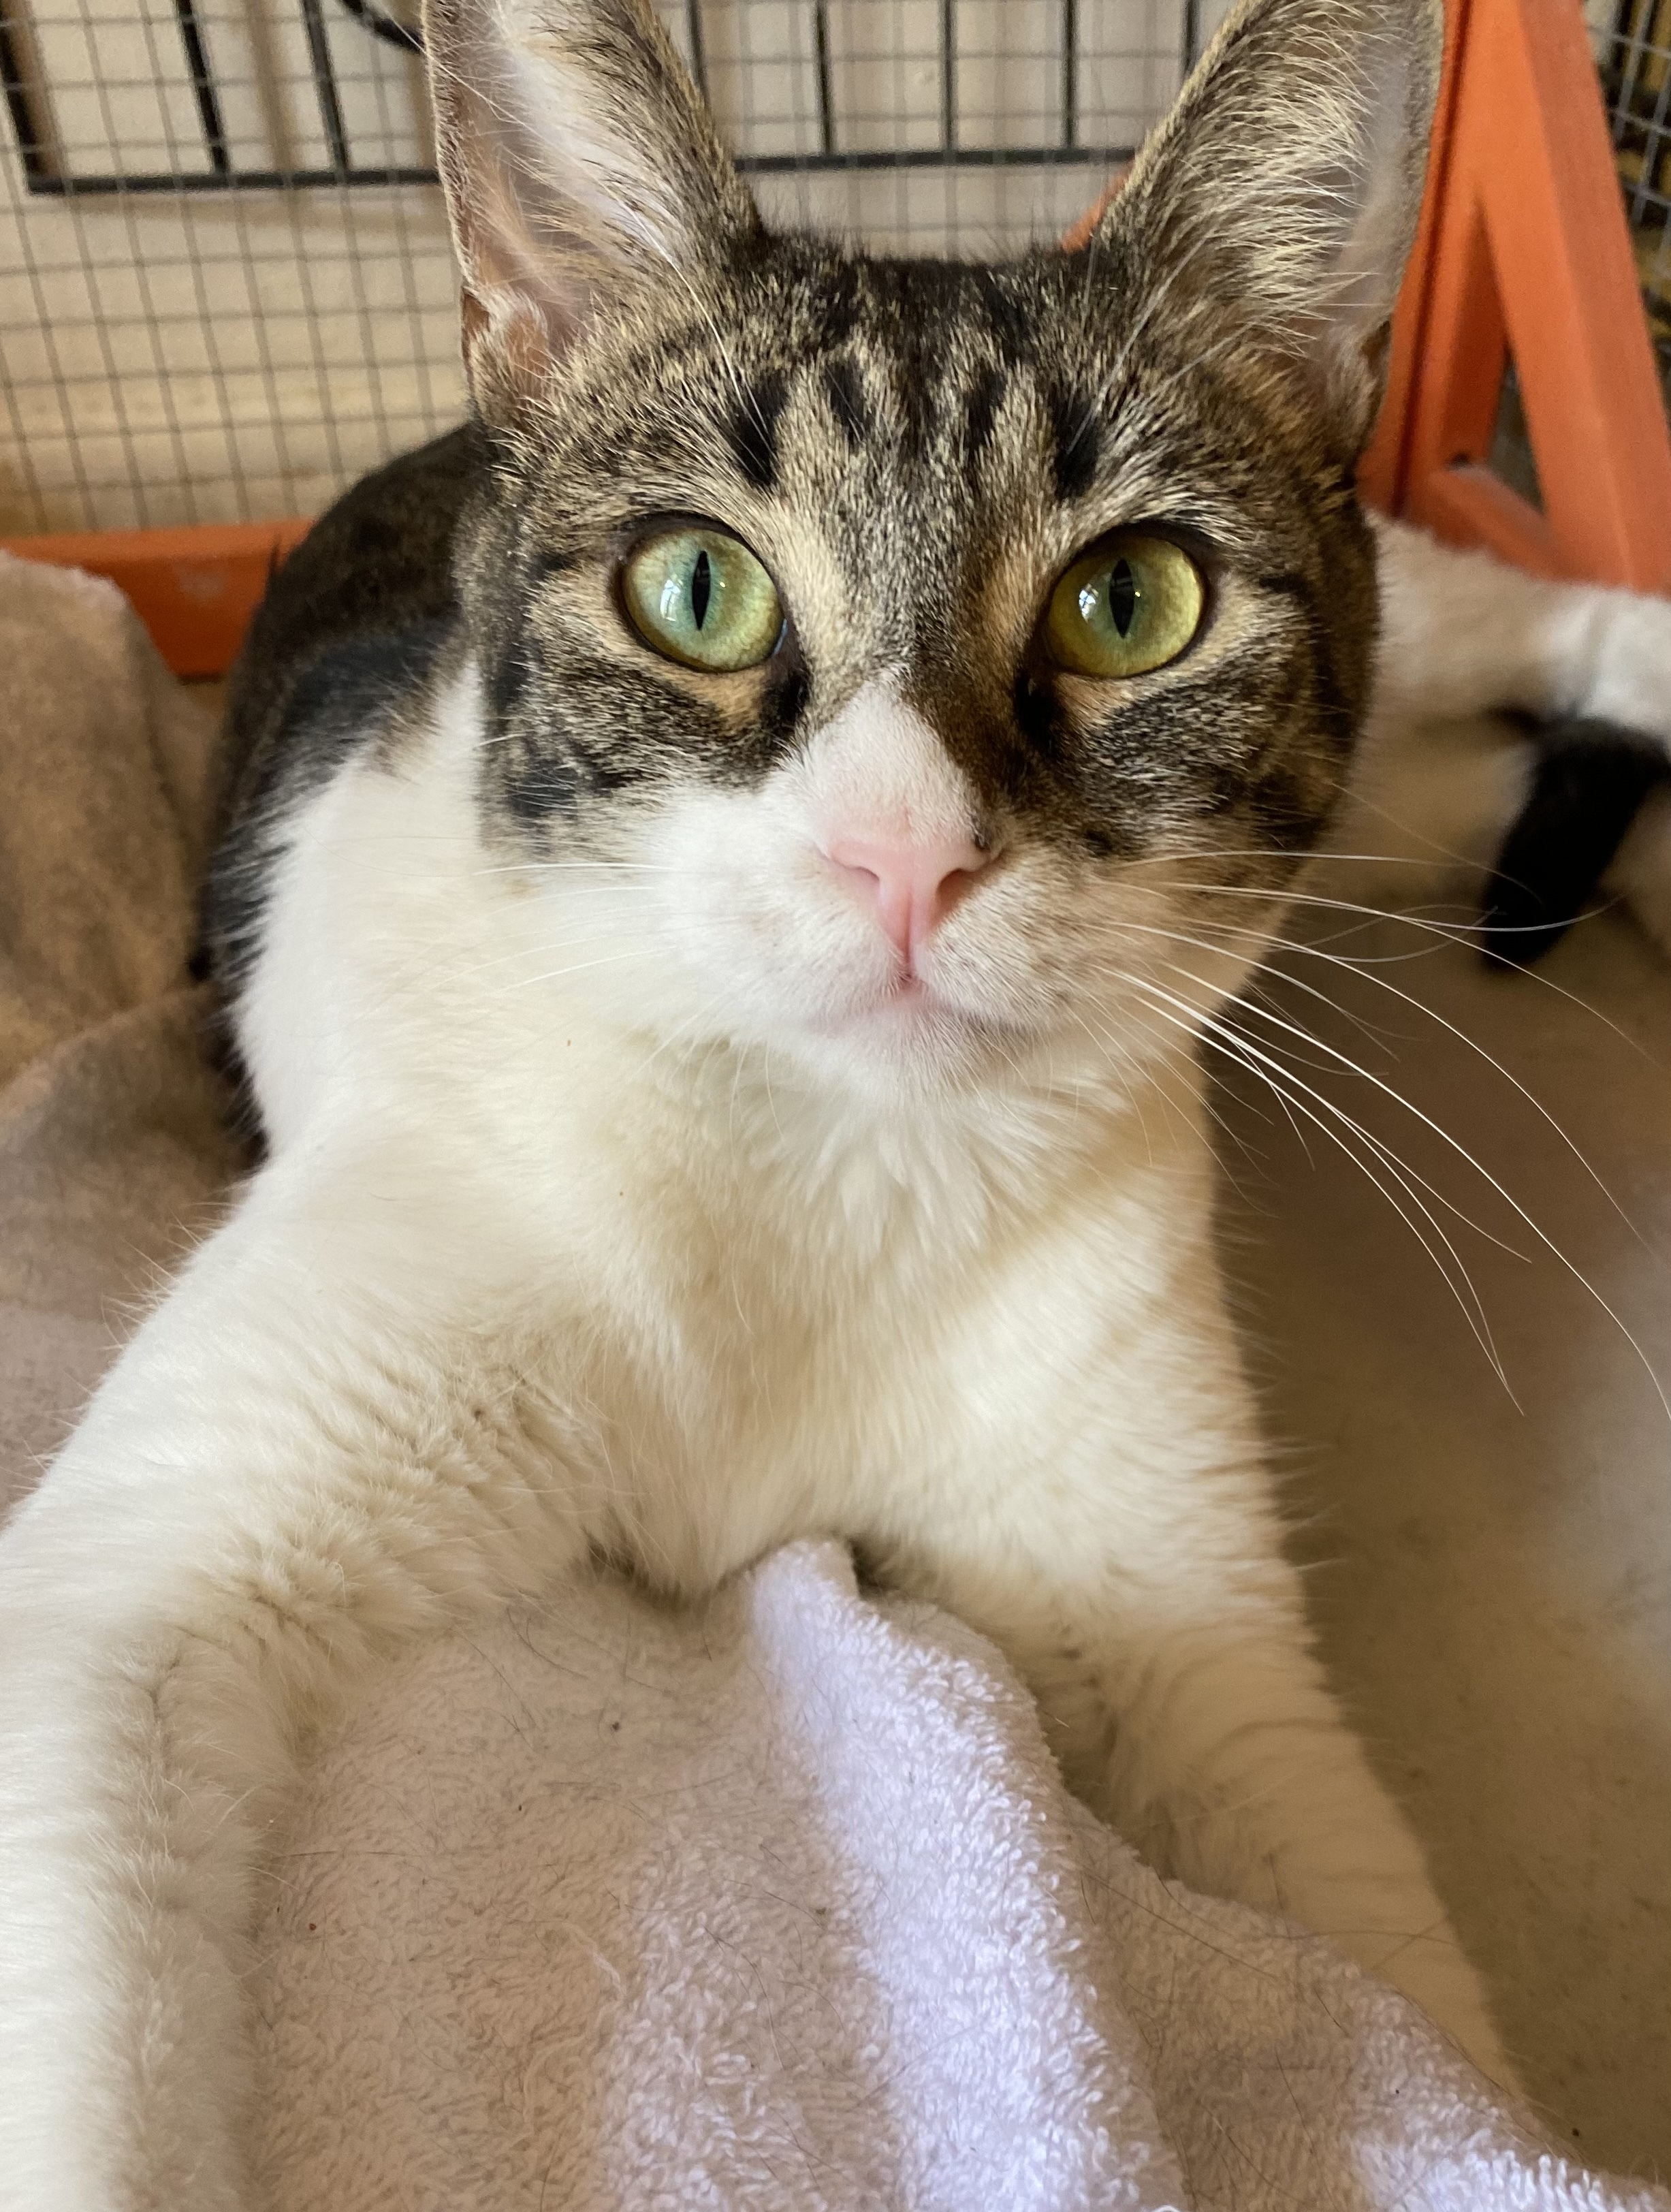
[{"xmin": 251, "ymin": 1540, "xmax": 1668, "ymax": 2212}]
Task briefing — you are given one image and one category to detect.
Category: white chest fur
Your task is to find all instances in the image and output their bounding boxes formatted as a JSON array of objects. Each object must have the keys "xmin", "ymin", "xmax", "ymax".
[{"xmin": 242, "ymin": 670, "xmax": 1236, "ymax": 1596}]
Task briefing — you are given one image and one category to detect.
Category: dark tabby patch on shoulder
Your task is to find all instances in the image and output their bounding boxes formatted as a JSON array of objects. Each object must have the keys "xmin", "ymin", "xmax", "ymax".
[
  {"xmin": 204, "ymin": 617, "xmax": 453, "ymax": 985},
  {"xmin": 284, "ymin": 625, "xmax": 449, "ymax": 746},
  {"xmin": 727, "ymin": 368, "xmax": 791, "ymax": 491}
]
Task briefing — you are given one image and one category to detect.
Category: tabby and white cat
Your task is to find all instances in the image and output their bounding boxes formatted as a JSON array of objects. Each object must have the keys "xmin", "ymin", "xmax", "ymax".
[{"xmin": 6, "ymin": 0, "xmax": 1671, "ymax": 2197}]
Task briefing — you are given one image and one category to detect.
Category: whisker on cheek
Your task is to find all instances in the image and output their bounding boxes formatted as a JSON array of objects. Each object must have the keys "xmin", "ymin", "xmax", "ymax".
[
  {"xmin": 1119, "ymin": 900, "xmax": 1648, "ymax": 1239},
  {"xmin": 1119, "ymin": 943, "xmax": 1670, "ymax": 1428},
  {"xmin": 1119, "ymin": 967, "xmax": 1511, "ymax": 1383}
]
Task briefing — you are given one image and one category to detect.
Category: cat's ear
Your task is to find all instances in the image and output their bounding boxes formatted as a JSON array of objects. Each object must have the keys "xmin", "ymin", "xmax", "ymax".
[
  {"xmin": 1100, "ymin": 0, "xmax": 1442, "ymax": 454},
  {"xmin": 424, "ymin": 0, "xmax": 759, "ymax": 426}
]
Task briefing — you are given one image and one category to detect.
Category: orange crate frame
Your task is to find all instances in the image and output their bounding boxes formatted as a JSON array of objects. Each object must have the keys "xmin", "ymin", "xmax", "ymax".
[
  {"xmin": 5, "ymin": 0, "xmax": 1669, "ymax": 680},
  {"xmin": 1360, "ymin": 0, "xmax": 1671, "ymax": 590},
  {"xmin": 0, "ymin": 520, "xmax": 311, "ymax": 680}
]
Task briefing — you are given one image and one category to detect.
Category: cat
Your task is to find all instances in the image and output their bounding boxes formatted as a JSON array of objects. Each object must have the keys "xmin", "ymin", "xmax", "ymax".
[{"xmin": 5, "ymin": 0, "xmax": 1671, "ymax": 2199}]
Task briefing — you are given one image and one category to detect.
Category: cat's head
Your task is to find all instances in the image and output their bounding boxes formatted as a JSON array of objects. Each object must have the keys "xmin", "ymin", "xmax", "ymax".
[{"xmin": 426, "ymin": 0, "xmax": 1439, "ymax": 1100}]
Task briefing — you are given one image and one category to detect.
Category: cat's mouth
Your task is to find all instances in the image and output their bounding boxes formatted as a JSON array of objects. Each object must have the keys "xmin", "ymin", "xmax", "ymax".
[
  {"xmin": 813, "ymin": 960, "xmax": 1032, "ymax": 1064},
  {"xmin": 814, "ymin": 974, "xmax": 936, "ymax": 1039}
]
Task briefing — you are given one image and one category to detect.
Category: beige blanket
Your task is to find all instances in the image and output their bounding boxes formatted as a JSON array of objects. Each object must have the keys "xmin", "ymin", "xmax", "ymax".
[{"xmin": 0, "ymin": 553, "xmax": 240, "ymax": 1516}]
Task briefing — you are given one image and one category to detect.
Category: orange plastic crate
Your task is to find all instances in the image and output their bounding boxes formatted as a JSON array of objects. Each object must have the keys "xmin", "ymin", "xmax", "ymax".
[{"xmin": 0, "ymin": 519, "xmax": 312, "ymax": 680}]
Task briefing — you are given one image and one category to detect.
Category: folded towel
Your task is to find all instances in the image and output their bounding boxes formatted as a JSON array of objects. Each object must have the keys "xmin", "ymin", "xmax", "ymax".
[
  {"xmin": 2, "ymin": 548, "xmax": 1666, "ymax": 2209},
  {"xmin": 243, "ymin": 1539, "xmax": 1664, "ymax": 2212}
]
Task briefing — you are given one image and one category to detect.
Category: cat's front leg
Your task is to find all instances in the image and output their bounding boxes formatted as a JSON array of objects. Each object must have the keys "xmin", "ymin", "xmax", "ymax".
[
  {"xmin": 0, "ymin": 1141, "xmax": 596, "ymax": 2210},
  {"xmin": 874, "ymin": 1458, "xmax": 1516, "ymax": 2091}
]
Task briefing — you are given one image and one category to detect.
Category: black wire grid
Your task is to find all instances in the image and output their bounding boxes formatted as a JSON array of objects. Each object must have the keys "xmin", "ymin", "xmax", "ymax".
[
  {"xmin": 0, "ymin": 0, "xmax": 1192, "ymax": 193},
  {"xmin": 0, "ymin": 1, "xmax": 1203, "ymax": 530},
  {"xmin": 1601, "ymin": 0, "xmax": 1671, "ymax": 401},
  {"xmin": 1489, "ymin": 1, "xmax": 1671, "ymax": 510},
  {"xmin": 5, "ymin": 1, "xmax": 1660, "ymax": 537}
]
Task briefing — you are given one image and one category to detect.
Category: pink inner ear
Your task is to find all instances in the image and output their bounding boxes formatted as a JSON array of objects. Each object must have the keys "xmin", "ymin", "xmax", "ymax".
[{"xmin": 823, "ymin": 833, "xmax": 992, "ymax": 965}]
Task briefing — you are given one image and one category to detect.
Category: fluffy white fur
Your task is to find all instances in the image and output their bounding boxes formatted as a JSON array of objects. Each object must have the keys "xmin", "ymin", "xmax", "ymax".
[{"xmin": 3, "ymin": 511, "xmax": 1671, "ymax": 2207}]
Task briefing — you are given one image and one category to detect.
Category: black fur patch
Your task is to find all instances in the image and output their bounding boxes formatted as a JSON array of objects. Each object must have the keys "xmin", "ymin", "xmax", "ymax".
[
  {"xmin": 1254, "ymin": 570, "xmax": 1315, "ymax": 604},
  {"xmin": 812, "ymin": 261, "xmax": 863, "ymax": 351},
  {"xmin": 283, "ymin": 627, "xmax": 445, "ymax": 746},
  {"xmin": 761, "ymin": 654, "xmax": 811, "ymax": 742},
  {"xmin": 823, "ymin": 356, "xmax": 870, "ymax": 447},
  {"xmin": 972, "ymin": 268, "xmax": 1035, "ymax": 365},
  {"xmin": 1049, "ymin": 388, "xmax": 1100, "ymax": 502},
  {"xmin": 1011, "ymin": 667, "xmax": 1067, "ymax": 764},
  {"xmin": 491, "ymin": 633, "xmax": 543, "ymax": 721},
  {"xmin": 964, "ymin": 366, "xmax": 1006, "ymax": 461},
  {"xmin": 727, "ymin": 368, "xmax": 790, "ymax": 490},
  {"xmin": 203, "ymin": 618, "xmax": 451, "ymax": 983},
  {"xmin": 1483, "ymin": 719, "xmax": 1670, "ymax": 967}
]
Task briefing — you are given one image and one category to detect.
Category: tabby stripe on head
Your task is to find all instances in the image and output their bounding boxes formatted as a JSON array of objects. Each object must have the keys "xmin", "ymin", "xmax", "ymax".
[
  {"xmin": 964, "ymin": 365, "xmax": 1006, "ymax": 462},
  {"xmin": 727, "ymin": 368, "xmax": 790, "ymax": 491},
  {"xmin": 823, "ymin": 356, "xmax": 870, "ymax": 448},
  {"xmin": 492, "ymin": 634, "xmax": 542, "ymax": 720},
  {"xmin": 1049, "ymin": 388, "xmax": 1100, "ymax": 502},
  {"xmin": 972, "ymin": 268, "xmax": 1034, "ymax": 364}
]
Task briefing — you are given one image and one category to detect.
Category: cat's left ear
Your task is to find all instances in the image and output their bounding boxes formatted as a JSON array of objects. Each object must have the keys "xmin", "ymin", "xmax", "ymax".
[
  {"xmin": 423, "ymin": 0, "xmax": 760, "ymax": 427},
  {"xmin": 1100, "ymin": 0, "xmax": 1442, "ymax": 454}
]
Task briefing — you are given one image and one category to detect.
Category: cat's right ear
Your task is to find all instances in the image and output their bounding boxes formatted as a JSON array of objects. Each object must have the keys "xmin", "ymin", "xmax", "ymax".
[
  {"xmin": 423, "ymin": 0, "xmax": 759, "ymax": 427},
  {"xmin": 1100, "ymin": 0, "xmax": 1444, "ymax": 456}
]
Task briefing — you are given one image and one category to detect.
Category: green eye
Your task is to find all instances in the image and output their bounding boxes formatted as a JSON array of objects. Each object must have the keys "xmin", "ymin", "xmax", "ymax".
[
  {"xmin": 621, "ymin": 526, "xmax": 784, "ymax": 672},
  {"xmin": 1045, "ymin": 533, "xmax": 1205, "ymax": 678}
]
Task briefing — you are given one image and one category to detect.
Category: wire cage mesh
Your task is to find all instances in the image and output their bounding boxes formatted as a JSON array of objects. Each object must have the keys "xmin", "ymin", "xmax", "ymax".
[
  {"xmin": 1483, "ymin": 0, "xmax": 1671, "ymax": 508},
  {"xmin": 0, "ymin": 0, "xmax": 1666, "ymax": 539},
  {"xmin": 1, "ymin": 0, "xmax": 1220, "ymax": 533},
  {"xmin": 1602, "ymin": 0, "xmax": 1671, "ymax": 396}
]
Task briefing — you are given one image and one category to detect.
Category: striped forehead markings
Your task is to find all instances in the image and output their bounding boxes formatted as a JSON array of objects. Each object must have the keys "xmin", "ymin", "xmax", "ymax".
[
  {"xmin": 726, "ymin": 368, "xmax": 790, "ymax": 492},
  {"xmin": 822, "ymin": 356, "xmax": 870, "ymax": 448},
  {"xmin": 715, "ymin": 321, "xmax": 1099, "ymax": 509},
  {"xmin": 1049, "ymin": 388, "xmax": 1100, "ymax": 503},
  {"xmin": 964, "ymin": 365, "xmax": 1007, "ymax": 461}
]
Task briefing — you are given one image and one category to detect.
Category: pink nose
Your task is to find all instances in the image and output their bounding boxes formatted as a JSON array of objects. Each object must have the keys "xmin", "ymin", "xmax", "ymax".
[{"xmin": 825, "ymin": 832, "xmax": 991, "ymax": 964}]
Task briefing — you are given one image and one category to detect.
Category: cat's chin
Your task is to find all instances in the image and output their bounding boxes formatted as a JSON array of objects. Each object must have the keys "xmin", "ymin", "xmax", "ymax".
[{"xmin": 794, "ymin": 975, "xmax": 1035, "ymax": 1086}]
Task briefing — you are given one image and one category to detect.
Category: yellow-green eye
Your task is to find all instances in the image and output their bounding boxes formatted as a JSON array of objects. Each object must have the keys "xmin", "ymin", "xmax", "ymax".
[
  {"xmin": 621, "ymin": 526, "xmax": 783, "ymax": 672},
  {"xmin": 1045, "ymin": 533, "xmax": 1205, "ymax": 678}
]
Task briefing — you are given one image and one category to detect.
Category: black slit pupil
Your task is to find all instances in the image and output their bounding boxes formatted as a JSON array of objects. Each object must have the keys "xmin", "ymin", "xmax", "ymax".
[
  {"xmin": 1109, "ymin": 558, "xmax": 1137, "ymax": 637},
  {"xmin": 690, "ymin": 548, "xmax": 713, "ymax": 630}
]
